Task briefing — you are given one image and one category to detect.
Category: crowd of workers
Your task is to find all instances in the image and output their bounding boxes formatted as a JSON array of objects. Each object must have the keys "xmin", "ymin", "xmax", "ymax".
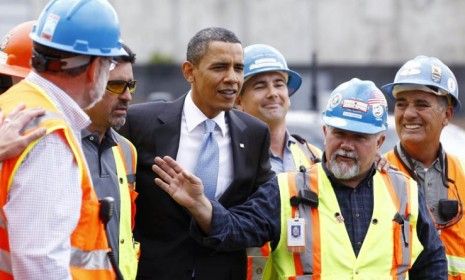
[{"xmin": 0, "ymin": 0, "xmax": 464, "ymax": 279}]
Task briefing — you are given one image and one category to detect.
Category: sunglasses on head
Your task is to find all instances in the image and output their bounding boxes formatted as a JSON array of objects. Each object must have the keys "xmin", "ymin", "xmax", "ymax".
[{"xmin": 106, "ymin": 80, "xmax": 137, "ymax": 95}]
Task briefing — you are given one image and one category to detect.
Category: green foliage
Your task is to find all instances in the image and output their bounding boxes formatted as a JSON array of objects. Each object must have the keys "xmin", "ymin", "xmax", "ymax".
[{"xmin": 148, "ymin": 51, "xmax": 174, "ymax": 65}]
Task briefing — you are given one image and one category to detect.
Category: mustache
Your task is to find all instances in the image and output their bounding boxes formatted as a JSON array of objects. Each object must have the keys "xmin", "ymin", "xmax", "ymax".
[{"xmin": 332, "ymin": 149, "xmax": 359, "ymax": 161}]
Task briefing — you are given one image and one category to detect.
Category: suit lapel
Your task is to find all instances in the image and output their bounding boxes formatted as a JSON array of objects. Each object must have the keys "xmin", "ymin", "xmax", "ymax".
[{"xmin": 154, "ymin": 95, "xmax": 186, "ymax": 159}]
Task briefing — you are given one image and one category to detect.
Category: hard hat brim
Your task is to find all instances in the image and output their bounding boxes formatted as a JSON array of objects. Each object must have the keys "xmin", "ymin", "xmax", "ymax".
[
  {"xmin": 244, "ymin": 68, "xmax": 302, "ymax": 96},
  {"xmin": 381, "ymin": 81, "xmax": 462, "ymax": 110},
  {"xmin": 323, "ymin": 115, "xmax": 387, "ymax": 135},
  {"xmin": 0, "ymin": 64, "xmax": 29, "ymax": 78}
]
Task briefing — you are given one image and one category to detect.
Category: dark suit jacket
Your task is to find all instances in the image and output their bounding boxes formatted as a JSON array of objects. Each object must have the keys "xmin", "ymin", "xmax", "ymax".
[{"xmin": 119, "ymin": 95, "xmax": 275, "ymax": 280}]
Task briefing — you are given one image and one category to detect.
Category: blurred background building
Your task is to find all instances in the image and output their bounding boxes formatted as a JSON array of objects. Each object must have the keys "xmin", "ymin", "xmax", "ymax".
[{"xmin": 2, "ymin": 0, "xmax": 465, "ymax": 115}]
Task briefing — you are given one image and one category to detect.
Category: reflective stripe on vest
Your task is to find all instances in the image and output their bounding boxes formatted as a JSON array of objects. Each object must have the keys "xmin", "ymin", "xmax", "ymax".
[
  {"xmin": 0, "ymin": 81, "xmax": 115, "ymax": 279},
  {"xmin": 70, "ymin": 247, "xmax": 112, "ymax": 270},
  {"xmin": 447, "ymin": 255, "xmax": 465, "ymax": 274},
  {"xmin": 111, "ymin": 135, "xmax": 139, "ymax": 280},
  {"xmin": 386, "ymin": 149, "xmax": 465, "ymax": 277},
  {"xmin": 247, "ymin": 141, "xmax": 321, "ymax": 280},
  {"xmin": 266, "ymin": 164, "xmax": 422, "ymax": 279}
]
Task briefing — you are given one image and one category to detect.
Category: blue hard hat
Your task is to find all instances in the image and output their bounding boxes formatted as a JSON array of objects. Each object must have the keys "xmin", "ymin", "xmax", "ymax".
[
  {"xmin": 243, "ymin": 44, "xmax": 302, "ymax": 96},
  {"xmin": 31, "ymin": 0, "xmax": 125, "ymax": 57},
  {"xmin": 323, "ymin": 78, "xmax": 388, "ymax": 134},
  {"xmin": 381, "ymin": 55, "xmax": 460, "ymax": 110}
]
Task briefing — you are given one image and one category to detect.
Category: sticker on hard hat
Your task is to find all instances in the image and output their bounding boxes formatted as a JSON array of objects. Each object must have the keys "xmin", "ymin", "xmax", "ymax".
[
  {"xmin": 0, "ymin": 32, "xmax": 12, "ymax": 51},
  {"xmin": 431, "ymin": 64, "xmax": 442, "ymax": 83},
  {"xmin": 372, "ymin": 104, "xmax": 385, "ymax": 119},
  {"xmin": 399, "ymin": 60, "xmax": 421, "ymax": 76},
  {"xmin": 40, "ymin": 14, "xmax": 60, "ymax": 41},
  {"xmin": 367, "ymin": 90, "xmax": 388, "ymax": 106},
  {"xmin": 342, "ymin": 111, "xmax": 362, "ymax": 119},
  {"xmin": 249, "ymin": 58, "xmax": 284, "ymax": 70},
  {"xmin": 0, "ymin": 51, "xmax": 7, "ymax": 65},
  {"xmin": 328, "ymin": 93, "xmax": 342, "ymax": 109},
  {"xmin": 448, "ymin": 78, "xmax": 457, "ymax": 93},
  {"xmin": 342, "ymin": 99, "xmax": 368, "ymax": 112}
]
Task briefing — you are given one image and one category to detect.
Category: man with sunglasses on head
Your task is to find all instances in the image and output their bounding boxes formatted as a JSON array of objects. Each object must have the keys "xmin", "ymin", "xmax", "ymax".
[
  {"xmin": 0, "ymin": 0, "xmax": 126, "ymax": 278},
  {"xmin": 83, "ymin": 43, "xmax": 139, "ymax": 280},
  {"xmin": 383, "ymin": 56, "xmax": 465, "ymax": 278}
]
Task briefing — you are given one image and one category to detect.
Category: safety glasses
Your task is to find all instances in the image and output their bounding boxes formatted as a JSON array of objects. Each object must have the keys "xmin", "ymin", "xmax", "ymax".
[{"xmin": 106, "ymin": 79, "xmax": 137, "ymax": 95}]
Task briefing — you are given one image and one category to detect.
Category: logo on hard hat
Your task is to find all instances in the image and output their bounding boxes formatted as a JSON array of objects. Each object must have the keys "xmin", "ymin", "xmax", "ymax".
[
  {"xmin": 448, "ymin": 77, "xmax": 457, "ymax": 93},
  {"xmin": 249, "ymin": 58, "xmax": 284, "ymax": 71},
  {"xmin": 342, "ymin": 99, "xmax": 368, "ymax": 113},
  {"xmin": 328, "ymin": 93, "xmax": 342, "ymax": 110},
  {"xmin": 371, "ymin": 104, "xmax": 385, "ymax": 120},
  {"xmin": 399, "ymin": 60, "xmax": 421, "ymax": 76},
  {"xmin": 0, "ymin": 31, "xmax": 12, "ymax": 51},
  {"xmin": 40, "ymin": 14, "xmax": 60, "ymax": 41},
  {"xmin": 431, "ymin": 64, "xmax": 442, "ymax": 83}
]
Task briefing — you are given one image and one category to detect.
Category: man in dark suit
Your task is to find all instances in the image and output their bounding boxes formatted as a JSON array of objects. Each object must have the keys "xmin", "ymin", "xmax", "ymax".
[{"xmin": 119, "ymin": 27, "xmax": 275, "ymax": 280}]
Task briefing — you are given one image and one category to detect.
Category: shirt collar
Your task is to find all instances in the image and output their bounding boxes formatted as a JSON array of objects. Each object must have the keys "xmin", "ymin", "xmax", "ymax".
[
  {"xmin": 183, "ymin": 91, "xmax": 227, "ymax": 136},
  {"xmin": 26, "ymin": 71, "xmax": 90, "ymax": 132},
  {"xmin": 396, "ymin": 143, "xmax": 444, "ymax": 172}
]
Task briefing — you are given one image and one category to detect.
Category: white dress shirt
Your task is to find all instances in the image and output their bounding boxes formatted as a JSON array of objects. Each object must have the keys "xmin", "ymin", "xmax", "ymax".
[
  {"xmin": 176, "ymin": 92, "xmax": 233, "ymax": 199},
  {"xmin": 3, "ymin": 72, "xmax": 90, "ymax": 279}
]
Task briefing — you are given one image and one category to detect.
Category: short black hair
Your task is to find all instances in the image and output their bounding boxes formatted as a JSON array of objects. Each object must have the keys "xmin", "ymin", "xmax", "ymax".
[
  {"xmin": 114, "ymin": 43, "xmax": 136, "ymax": 64},
  {"xmin": 186, "ymin": 27, "xmax": 241, "ymax": 65}
]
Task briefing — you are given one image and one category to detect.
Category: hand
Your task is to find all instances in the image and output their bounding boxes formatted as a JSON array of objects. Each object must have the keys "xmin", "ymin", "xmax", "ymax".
[
  {"xmin": 0, "ymin": 104, "xmax": 46, "ymax": 161},
  {"xmin": 374, "ymin": 153, "xmax": 390, "ymax": 173},
  {"xmin": 152, "ymin": 156, "xmax": 209, "ymax": 210}
]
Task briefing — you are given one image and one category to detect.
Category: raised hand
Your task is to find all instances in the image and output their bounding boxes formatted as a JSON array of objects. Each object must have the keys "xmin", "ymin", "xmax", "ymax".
[
  {"xmin": 152, "ymin": 155, "xmax": 213, "ymax": 232},
  {"xmin": 0, "ymin": 104, "xmax": 46, "ymax": 161}
]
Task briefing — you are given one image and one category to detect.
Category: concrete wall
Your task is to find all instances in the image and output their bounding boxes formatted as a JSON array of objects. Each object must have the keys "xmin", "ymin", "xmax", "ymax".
[{"xmin": 2, "ymin": 0, "xmax": 464, "ymax": 65}]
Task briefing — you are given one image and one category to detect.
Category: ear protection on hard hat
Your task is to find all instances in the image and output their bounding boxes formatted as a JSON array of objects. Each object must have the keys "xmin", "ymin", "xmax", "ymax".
[
  {"xmin": 381, "ymin": 55, "xmax": 461, "ymax": 110},
  {"xmin": 323, "ymin": 78, "xmax": 388, "ymax": 134},
  {"xmin": 243, "ymin": 44, "xmax": 302, "ymax": 96},
  {"xmin": 0, "ymin": 21, "xmax": 34, "ymax": 78},
  {"xmin": 30, "ymin": 0, "xmax": 126, "ymax": 57}
]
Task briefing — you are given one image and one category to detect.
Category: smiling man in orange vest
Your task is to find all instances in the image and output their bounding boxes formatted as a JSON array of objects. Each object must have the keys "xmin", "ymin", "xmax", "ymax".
[{"xmin": 383, "ymin": 56, "xmax": 465, "ymax": 279}]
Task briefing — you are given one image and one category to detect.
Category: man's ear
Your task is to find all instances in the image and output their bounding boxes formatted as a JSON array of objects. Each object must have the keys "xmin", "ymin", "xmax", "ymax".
[
  {"xmin": 86, "ymin": 57, "xmax": 100, "ymax": 83},
  {"xmin": 377, "ymin": 133, "xmax": 386, "ymax": 149},
  {"xmin": 182, "ymin": 61, "xmax": 194, "ymax": 83},
  {"xmin": 443, "ymin": 105, "xmax": 454, "ymax": 127}
]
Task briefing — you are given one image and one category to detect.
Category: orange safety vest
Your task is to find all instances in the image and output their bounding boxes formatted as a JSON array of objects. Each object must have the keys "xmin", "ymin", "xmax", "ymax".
[
  {"xmin": 386, "ymin": 148, "xmax": 465, "ymax": 278},
  {"xmin": 247, "ymin": 138, "xmax": 322, "ymax": 280},
  {"xmin": 0, "ymin": 81, "xmax": 115, "ymax": 279},
  {"xmin": 264, "ymin": 164, "xmax": 422, "ymax": 279}
]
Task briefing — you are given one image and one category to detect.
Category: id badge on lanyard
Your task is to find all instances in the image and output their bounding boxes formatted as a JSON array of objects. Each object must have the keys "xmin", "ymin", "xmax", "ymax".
[{"xmin": 287, "ymin": 216, "xmax": 305, "ymax": 253}]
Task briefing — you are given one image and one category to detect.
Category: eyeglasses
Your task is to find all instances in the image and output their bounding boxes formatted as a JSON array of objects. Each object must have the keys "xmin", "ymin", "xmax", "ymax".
[{"xmin": 106, "ymin": 80, "xmax": 137, "ymax": 95}]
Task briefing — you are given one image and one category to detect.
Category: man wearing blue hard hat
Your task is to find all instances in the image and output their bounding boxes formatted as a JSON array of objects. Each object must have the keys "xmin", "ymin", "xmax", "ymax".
[
  {"xmin": 0, "ymin": 0, "xmax": 126, "ymax": 278},
  {"xmin": 236, "ymin": 44, "xmax": 321, "ymax": 279},
  {"xmin": 151, "ymin": 78, "xmax": 446, "ymax": 279},
  {"xmin": 383, "ymin": 56, "xmax": 465, "ymax": 278}
]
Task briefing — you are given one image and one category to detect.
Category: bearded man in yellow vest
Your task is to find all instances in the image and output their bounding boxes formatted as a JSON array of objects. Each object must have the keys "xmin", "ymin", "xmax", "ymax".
[
  {"xmin": 151, "ymin": 78, "xmax": 447, "ymax": 279},
  {"xmin": 83, "ymin": 43, "xmax": 139, "ymax": 280},
  {"xmin": 0, "ymin": 0, "xmax": 126, "ymax": 278},
  {"xmin": 382, "ymin": 56, "xmax": 465, "ymax": 279}
]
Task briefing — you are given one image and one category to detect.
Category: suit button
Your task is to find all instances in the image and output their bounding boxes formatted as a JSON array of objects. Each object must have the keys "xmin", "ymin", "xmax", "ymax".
[{"xmin": 120, "ymin": 239, "xmax": 125, "ymax": 244}]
